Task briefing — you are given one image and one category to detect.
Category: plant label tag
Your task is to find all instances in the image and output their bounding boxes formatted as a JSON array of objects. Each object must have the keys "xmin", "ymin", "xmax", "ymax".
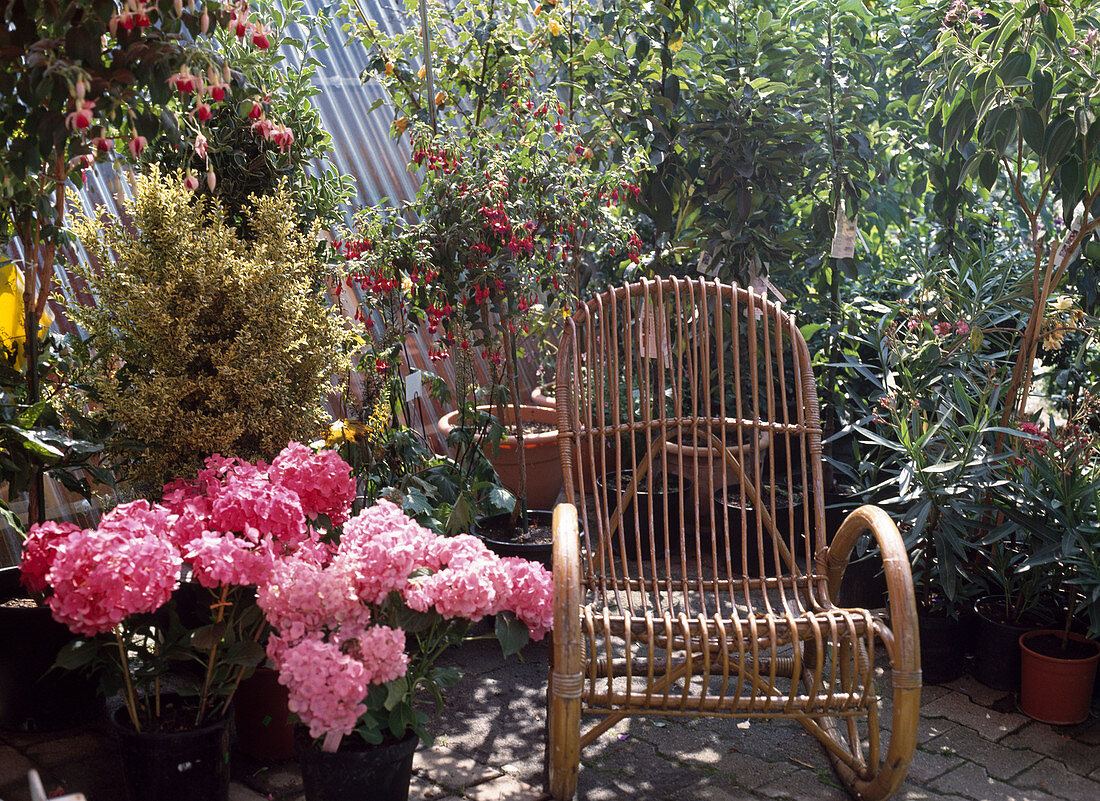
[
  {"xmin": 405, "ymin": 369, "xmax": 424, "ymax": 401},
  {"xmin": 638, "ymin": 302, "xmax": 669, "ymax": 360},
  {"xmin": 831, "ymin": 201, "xmax": 857, "ymax": 259}
]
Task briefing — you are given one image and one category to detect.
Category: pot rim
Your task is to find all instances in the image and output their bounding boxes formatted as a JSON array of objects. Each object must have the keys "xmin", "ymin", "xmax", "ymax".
[
  {"xmin": 660, "ymin": 426, "xmax": 772, "ymax": 458},
  {"xmin": 438, "ymin": 405, "xmax": 559, "ymax": 445},
  {"xmin": 1019, "ymin": 629, "xmax": 1100, "ymax": 663},
  {"xmin": 109, "ymin": 700, "xmax": 232, "ymax": 739}
]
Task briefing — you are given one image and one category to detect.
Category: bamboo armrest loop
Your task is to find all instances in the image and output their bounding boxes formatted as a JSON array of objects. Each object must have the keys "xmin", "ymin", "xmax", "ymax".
[{"xmin": 551, "ymin": 671, "xmax": 585, "ymax": 699}]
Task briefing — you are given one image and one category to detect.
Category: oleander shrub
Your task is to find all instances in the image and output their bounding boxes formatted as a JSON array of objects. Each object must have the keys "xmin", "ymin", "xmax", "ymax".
[{"xmin": 70, "ymin": 168, "xmax": 352, "ymax": 491}]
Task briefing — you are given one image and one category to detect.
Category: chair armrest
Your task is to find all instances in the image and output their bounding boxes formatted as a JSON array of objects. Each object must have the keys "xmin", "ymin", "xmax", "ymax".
[{"xmin": 552, "ymin": 503, "xmax": 581, "ymax": 645}]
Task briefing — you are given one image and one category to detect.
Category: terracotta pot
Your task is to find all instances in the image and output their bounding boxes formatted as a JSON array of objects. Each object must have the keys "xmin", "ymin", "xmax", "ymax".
[
  {"xmin": 437, "ymin": 405, "xmax": 563, "ymax": 509},
  {"xmin": 1019, "ymin": 630, "xmax": 1100, "ymax": 725},
  {"xmin": 234, "ymin": 666, "xmax": 296, "ymax": 760},
  {"xmin": 660, "ymin": 426, "xmax": 771, "ymax": 503},
  {"xmin": 529, "ymin": 384, "xmax": 556, "ymax": 409}
]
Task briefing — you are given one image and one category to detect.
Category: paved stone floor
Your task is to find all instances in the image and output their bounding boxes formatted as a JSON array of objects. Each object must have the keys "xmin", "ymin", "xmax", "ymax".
[{"xmin": 2, "ymin": 637, "xmax": 1098, "ymax": 801}]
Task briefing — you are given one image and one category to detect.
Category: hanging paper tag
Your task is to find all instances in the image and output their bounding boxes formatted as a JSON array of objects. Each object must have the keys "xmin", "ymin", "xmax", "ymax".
[
  {"xmin": 638, "ymin": 300, "xmax": 669, "ymax": 360},
  {"xmin": 405, "ymin": 368, "xmax": 425, "ymax": 402},
  {"xmin": 830, "ymin": 199, "xmax": 857, "ymax": 259}
]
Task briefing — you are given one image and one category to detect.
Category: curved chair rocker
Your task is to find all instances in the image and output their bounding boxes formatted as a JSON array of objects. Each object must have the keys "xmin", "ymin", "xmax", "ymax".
[{"xmin": 548, "ymin": 278, "xmax": 920, "ymax": 801}]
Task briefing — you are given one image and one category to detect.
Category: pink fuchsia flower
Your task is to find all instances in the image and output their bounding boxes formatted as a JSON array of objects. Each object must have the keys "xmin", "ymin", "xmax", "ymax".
[
  {"xmin": 184, "ymin": 172, "xmax": 200, "ymax": 191},
  {"xmin": 933, "ymin": 322, "xmax": 952, "ymax": 337},
  {"xmin": 270, "ymin": 443, "xmax": 356, "ymax": 526},
  {"xmin": 954, "ymin": 319, "xmax": 970, "ymax": 336},
  {"xmin": 20, "ymin": 521, "xmax": 83, "ymax": 594},
  {"xmin": 93, "ymin": 136, "xmax": 114, "ymax": 153},
  {"xmin": 46, "ymin": 528, "xmax": 181, "ymax": 637},
  {"xmin": 127, "ymin": 135, "xmax": 147, "ymax": 158},
  {"xmin": 270, "ymin": 124, "xmax": 295, "ymax": 153},
  {"xmin": 194, "ymin": 133, "xmax": 208, "ymax": 160},
  {"xmin": 66, "ymin": 100, "xmax": 95, "ymax": 131},
  {"xmin": 194, "ymin": 102, "xmax": 213, "ymax": 122},
  {"xmin": 273, "ymin": 635, "xmax": 369, "ymax": 740}
]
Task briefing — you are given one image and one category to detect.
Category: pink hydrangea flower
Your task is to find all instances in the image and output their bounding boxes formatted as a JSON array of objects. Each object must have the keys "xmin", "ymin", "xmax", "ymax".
[
  {"xmin": 185, "ymin": 530, "xmax": 277, "ymax": 588},
  {"xmin": 20, "ymin": 521, "xmax": 82, "ymax": 594},
  {"xmin": 345, "ymin": 625, "xmax": 408, "ymax": 685},
  {"xmin": 274, "ymin": 636, "xmax": 368, "ymax": 740},
  {"xmin": 258, "ymin": 556, "xmax": 369, "ymax": 644},
  {"xmin": 47, "ymin": 528, "xmax": 181, "ymax": 637},
  {"xmin": 207, "ymin": 474, "xmax": 308, "ymax": 550},
  {"xmin": 501, "ymin": 557, "xmax": 553, "ymax": 641},
  {"xmin": 271, "ymin": 443, "xmax": 356, "ymax": 526}
]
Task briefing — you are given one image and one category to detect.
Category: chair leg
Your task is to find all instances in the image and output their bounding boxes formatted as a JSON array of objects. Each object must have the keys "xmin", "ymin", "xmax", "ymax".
[{"xmin": 547, "ymin": 661, "xmax": 580, "ymax": 800}]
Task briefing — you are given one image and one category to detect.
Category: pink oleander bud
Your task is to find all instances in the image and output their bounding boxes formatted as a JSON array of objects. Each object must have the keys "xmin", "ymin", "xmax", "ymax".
[
  {"xmin": 206, "ymin": 170, "xmax": 217, "ymax": 192},
  {"xmin": 184, "ymin": 172, "xmax": 200, "ymax": 192},
  {"xmin": 223, "ymin": 64, "xmax": 232, "ymax": 82},
  {"xmin": 201, "ymin": 11, "xmax": 210, "ymax": 33},
  {"xmin": 128, "ymin": 135, "xmax": 148, "ymax": 158},
  {"xmin": 75, "ymin": 80, "xmax": 86, "ymax": 101}
]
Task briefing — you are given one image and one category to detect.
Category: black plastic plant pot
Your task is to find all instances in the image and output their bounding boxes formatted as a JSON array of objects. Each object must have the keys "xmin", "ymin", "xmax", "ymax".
[
  {"xmin": 595, "ymin": 471, "xmax": 692, "ymax": 562},
  {"xmin": 0, "ymin": 566, "xmax": 100, "ymax": 732},
  {"xmin": 918, "ymin": 612, "xmax": 966, "ymax": 685},
  {"xmin": 111, "ymin": 701, "xmax": 231, "ymax": 801},
  {"xmin": 474, "ymin": 510, "xmax": 555, "ymax": 570},
  {"xmin": 297, "ymin": 728, "xmax": 419, "ymax": 801},
  {"xmin": 713, "ymin": 485, "xmax": 804, "ymax": 577},
  {"xmin": 971, "ymin": 597, "xmax": 1039, "ymax": 692}
]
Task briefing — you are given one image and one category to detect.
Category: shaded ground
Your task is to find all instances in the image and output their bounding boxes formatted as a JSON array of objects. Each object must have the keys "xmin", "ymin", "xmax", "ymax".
[{"xmin": 2, "ymin": 637, "xmax": 1099, "ymax": 800}]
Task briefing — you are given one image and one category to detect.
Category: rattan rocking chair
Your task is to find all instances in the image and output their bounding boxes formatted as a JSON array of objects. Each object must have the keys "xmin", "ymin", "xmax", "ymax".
[{"xmin": 547, "ymin": 278, "xmax": 920, "ymax": 801}]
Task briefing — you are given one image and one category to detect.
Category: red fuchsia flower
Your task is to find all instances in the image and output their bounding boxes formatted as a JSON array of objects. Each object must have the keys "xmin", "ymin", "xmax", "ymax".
[
  {"xmin": 374, "ymin": 357, "xmax": 388, "ymax": 374},
  {"xmin": 194, "ymin": 102, "xmax": 213, "ymax": 122},
  {"xmin": 169, "ymin": 67, "xmax": 197, "ymax": 94},
  {"xmin": 66, "ymin": 100, "xmax": 95, "ymax": 131},
  {"xmin": 210, "ymin": 83, "xmax": 227, "ymax": 103},
  {"xmin": 251, "ymin": 117, "xmax": 274, "ymax": 139},
  {"xmin": 183, "ymin": 172, "xmax": 200, "ymax": 191},
  {"xmin": 954, "ymin": 319, "xmax": 970, "ymax": 336},
  {"xmin": 251, "ymin": 23, "xmax": 272, "ymax": 49},
  {"xmin": 248, "ymin": 100, "xmax": 264, "ymax": 119},
  {"xmin": 270, "ymin": 124, "xmax": 295, "ymax": 153},
  {"xmin": 92, "ymin": 136, "xmax": 114, "ymax": 153},
  {"xmin": 127, "ymin": 135, "xmax": 147, "ymax": 158},
  {"xmin": 194, "ymin": 133, "xmax": 208, "ymax": 160}
]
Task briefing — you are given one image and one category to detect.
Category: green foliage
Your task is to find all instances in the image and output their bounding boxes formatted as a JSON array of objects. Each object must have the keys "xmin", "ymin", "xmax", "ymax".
[
  {"xmin": 0, "ymin": 330, "xmax": 114, "ymax": 540},
  {"xmin": 69, "ymin": 168, "xmax": 353, "ymax": 491}
]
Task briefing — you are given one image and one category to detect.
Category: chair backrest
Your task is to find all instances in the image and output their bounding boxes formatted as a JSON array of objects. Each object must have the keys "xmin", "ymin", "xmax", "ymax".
[{"xmin": 555, "ymin": 278, "xmax": 828, "ymax": 614}]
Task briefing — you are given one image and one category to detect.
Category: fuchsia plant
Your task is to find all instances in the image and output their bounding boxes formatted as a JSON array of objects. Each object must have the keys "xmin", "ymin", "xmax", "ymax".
[{"xmin": 20, "ymin": 441, "xmax": 552, "ymax": 745}]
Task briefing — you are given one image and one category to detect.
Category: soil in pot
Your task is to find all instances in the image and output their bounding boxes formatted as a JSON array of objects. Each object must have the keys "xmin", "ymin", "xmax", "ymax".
[
  {"xmin": 475, "ymin": 510, "xmax": 554, "ymax": 570},
  {"xmin": 594, "ymin": 471, "xmax": 691, "ymax": 562},
  {"xmin": 111, "ymin": 700, "xmax": 231, "ymax": 801},
  {"xmin": 0, "ymin": 567, "xmax": 100, "ymax": 732},
  {"xmin": 1019, "ymin": 630, "xmax": 1100, "ymax": 725},
  {"xmin": 297, "ymin": 727, "xmax": 419, "ymax": 801},
  {"xmin": 970, "ymin": 598, "xmax": 1041, "ymax": 692}
]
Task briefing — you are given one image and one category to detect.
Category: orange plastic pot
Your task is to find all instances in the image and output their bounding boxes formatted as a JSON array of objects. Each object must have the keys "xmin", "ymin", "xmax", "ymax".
[
  {"xmin": 438, "ymin": 405, "xmax": 563, "ymax": 510},
  {"xmin": 1019, "ymin": 629, "xmax": 1100, "ymax": 725}
]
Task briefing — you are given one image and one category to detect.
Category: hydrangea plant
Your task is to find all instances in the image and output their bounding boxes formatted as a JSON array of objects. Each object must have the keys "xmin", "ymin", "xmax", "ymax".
[{"xmin": 21, "ymin": 442, "xmax": 354, "ymax": 732}]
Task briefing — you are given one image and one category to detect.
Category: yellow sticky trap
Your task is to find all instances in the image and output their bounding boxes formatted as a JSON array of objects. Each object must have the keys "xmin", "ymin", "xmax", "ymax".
[{"xmin": 0, "ymin": 258, "xmax": 56, "ymax": 369}]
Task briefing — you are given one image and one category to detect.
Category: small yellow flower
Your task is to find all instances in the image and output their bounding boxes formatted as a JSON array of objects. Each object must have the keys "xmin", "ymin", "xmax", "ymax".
[
  {"xmin": 417, "ymin": 65, "xmax": 426, "ymax": 79},
  {"xmin": 1043, "ymin": 330, "xmax": 1065, "ymax": 352},
  {"xmin": 394, "ymin": 116, "xmax": 408, "ymax": 134},
  {"xmin": 325, "ymin": 419, "xmax": 355, "ymax": 445},
  {"xmin": 1052, "ymin": 295, "xmax": 1074, "ymax": 312},
  {"xmin": 384, "ymin": 61, "xmax": 395, "ymax": 76},
  {"xmin": 548, "ymin": 20, "xmax": 562, "ymax": 36},
  {"xmin": 401, "ymin": 274, "xmax": 414, "ymax": 293},
  {"xmin": 435, "ymin": 91, "xmax": 447, "ymax": 107}
]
